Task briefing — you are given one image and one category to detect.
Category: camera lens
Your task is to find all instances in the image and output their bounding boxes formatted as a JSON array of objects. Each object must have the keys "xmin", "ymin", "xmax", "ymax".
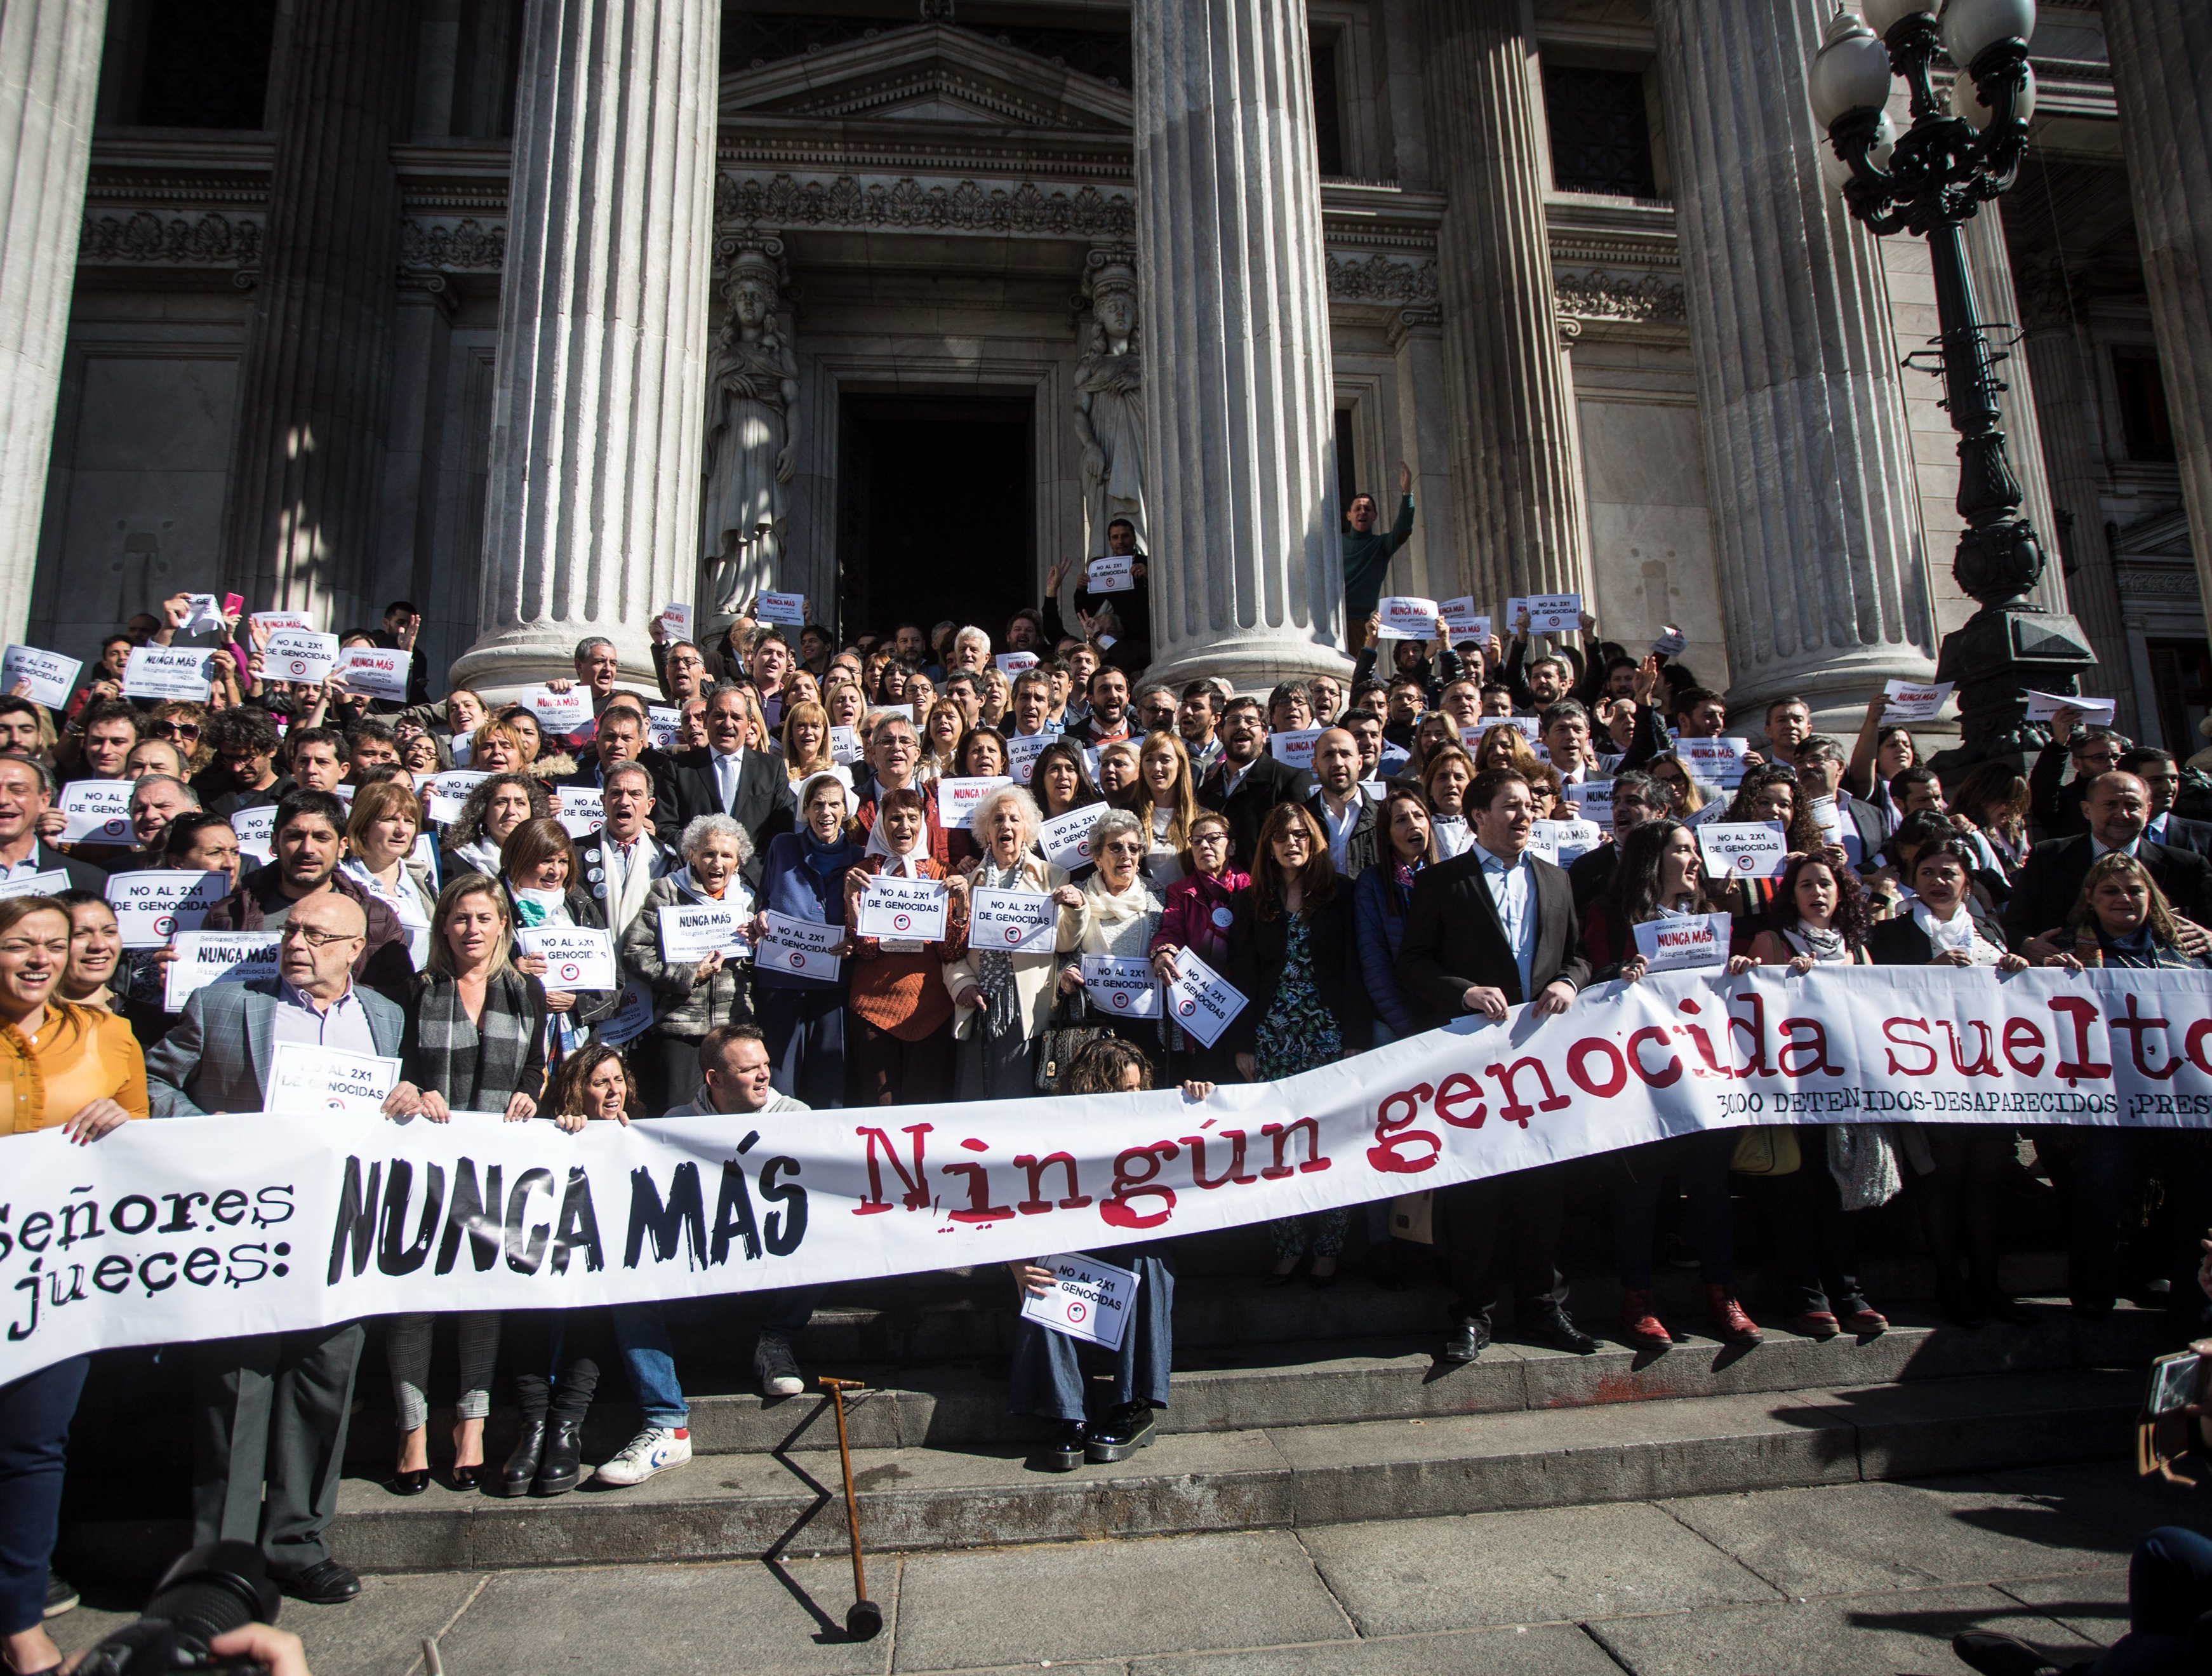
[{"xmin": 143, "ymin": 1541, "xmax": 280, "ymax": 1640}]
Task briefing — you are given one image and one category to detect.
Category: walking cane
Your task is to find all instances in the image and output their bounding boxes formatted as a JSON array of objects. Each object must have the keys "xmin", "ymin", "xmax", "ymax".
[{"xmin": 818, "ymin": 1377, "xmax": 884, "ymax": 1640}]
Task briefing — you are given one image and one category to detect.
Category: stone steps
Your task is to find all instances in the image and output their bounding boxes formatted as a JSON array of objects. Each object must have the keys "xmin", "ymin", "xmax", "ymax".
[{"xmin": 276, "ymin": 1367, "xmax": 2152, "ymax": 1572}]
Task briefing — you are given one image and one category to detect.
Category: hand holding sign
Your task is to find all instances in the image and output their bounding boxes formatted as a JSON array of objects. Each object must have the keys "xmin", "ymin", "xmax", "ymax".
[{"xmin": 1161, "ymin": 948, "xmax": 1246, "ymax": 1048}]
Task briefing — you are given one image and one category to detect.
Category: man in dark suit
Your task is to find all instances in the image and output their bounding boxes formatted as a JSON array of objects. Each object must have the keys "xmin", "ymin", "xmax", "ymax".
[
  {"xmin": 2027, "ymin": 711, "xmax": 2126, "ymax": 840},
  {"xmin": 1566, "ymin": 772, "xmax": 1664, "ymax": 913},
  {"xmin": 1302, "ymin": 727, "xmax": 1382, "ymax": 881},
  {"xmin": 1796, "ymin": 738, "xmax": 1885, "ymax": 872},
  {"xmin": 0, "ymin": 752, "xmax": 108, "ymax": 890},
  {"xmin": 2004, "ymin": 771, "xmax": 2212, "ymax": 951},
  {"xmin": 1396, "ymin": 765, "xmax": 1599, "ymax": 1363},
  {"xmin": 577, "ymin": 760, "xmax": 682, "ymax": 939},
  {"xmin": 556, "ymin": 700, "xmax": 679, "ymax": 822},
  {"xmin": 1198, "ymin": 697, "xmax": 1314, "ymax": 869},
  {"xmin": 2120, "ymin": 747, "xmax": 2212, "ymax": 857},
  {"xmin": 672, "ymin": 687, "xmax": 796, "ymax": 887},
  {"xmin": 145, "ymin": 890, "xmax": 405, "ymax": 1606}
]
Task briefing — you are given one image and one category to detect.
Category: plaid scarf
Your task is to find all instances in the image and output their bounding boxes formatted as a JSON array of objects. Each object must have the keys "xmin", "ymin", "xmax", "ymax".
[
  {"xmin": 413, "ymin": 969, "xmax": 537, "ymax": 1110},
  {"xmin": 975, "ymin": 858, "xmax": 1023, "ymax": 1038}
]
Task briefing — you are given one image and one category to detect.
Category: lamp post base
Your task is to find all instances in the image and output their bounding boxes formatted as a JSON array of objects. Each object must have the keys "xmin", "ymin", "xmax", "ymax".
[{"xmin": 1929, "ymin": 601, "xmax": 2095, "ymax": 776}]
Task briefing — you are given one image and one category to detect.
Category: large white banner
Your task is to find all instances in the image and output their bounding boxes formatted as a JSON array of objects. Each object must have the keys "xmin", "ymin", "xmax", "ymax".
[{"xmin": 4, "ymin": 967, "xmax": 2209, "ymax": 1382}]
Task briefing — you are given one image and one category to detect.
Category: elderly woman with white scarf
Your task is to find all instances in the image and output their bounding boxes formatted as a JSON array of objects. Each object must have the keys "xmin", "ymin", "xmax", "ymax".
[
  {"xmin": 943, "ymin": 784, "xmax": 1082, "ymax": 1099},
  {"xmin": 619, "ymin": 814, "xmax": 757, "ymax": 1108},
  {"xmin": 1047, "ymin": 806, "xmax": 1166, "ymax": 1072}
]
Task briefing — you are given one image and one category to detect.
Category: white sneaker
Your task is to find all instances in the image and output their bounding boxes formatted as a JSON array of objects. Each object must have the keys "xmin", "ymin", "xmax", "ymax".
[{"xmin": 592, "ymin": 1426, "xmax": 691, "ymax": 1487}]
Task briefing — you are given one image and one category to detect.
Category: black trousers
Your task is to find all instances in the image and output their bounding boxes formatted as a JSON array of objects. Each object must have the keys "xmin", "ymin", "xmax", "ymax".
[
  {"xmin": 192, "ymin": 1322, "xmax": 364, "ymax": 1572},
  {"xmin": 1437, "ymin": 1163, "xmax": 1569, "ymax": 1325}
]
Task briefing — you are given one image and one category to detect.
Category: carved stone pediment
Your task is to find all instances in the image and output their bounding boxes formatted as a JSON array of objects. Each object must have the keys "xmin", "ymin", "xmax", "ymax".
[
  {"xmin": 719, "ymin": 23, "xmax": 1133, "ymax": 135},
  {"xmin": 2110, "ymin": 507, "xmax": 2195, "ymax": 563}
]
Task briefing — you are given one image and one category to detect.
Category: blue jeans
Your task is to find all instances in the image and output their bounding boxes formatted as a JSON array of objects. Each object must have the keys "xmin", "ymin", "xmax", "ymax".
[
  {"xmin": 1008, "ymin": 1248, "xmax": 1174, "ymax": 1423},
  {"xmin": 0, "ymin": 1355, "xmax": 87, "ymax": 1637},
  {"xmin": 2095, "ymin": 1526, "xmax": 2212, "ymax": 1675},
  {"xmin": 610, "ymin": 1304, "xmax": 686, "ymax": 1430}
]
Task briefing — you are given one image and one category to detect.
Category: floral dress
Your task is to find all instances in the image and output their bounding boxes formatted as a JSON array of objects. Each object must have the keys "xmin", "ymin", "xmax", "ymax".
[{"xmin": 1254, "ymin": 911, "xmax": 1347, "ymax": 1263}]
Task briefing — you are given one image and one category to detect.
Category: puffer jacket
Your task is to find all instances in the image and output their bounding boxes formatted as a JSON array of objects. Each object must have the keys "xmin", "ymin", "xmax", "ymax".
[{"xmin": 618, "ymin": 871, "xmax": 758, "ymax": 1041}]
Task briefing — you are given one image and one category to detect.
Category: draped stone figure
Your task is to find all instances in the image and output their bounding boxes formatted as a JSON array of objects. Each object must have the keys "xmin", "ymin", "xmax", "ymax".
[
  {"xmin": 1074, "ymin": 255, "xmax": 1146, "ymax": 559},
  {"xmin": 701, "ymin": 246, "xmax": 799, "ymax": 615}
]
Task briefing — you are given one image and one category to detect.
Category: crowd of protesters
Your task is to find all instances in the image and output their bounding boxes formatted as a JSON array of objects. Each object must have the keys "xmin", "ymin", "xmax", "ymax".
[{"xmin": 4, "ymin": 532, "xmax": 2212, "ymax": 1658}]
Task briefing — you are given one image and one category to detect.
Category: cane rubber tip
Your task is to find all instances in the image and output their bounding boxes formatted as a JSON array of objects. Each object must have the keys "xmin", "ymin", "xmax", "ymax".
[{"xmin": 847, "ymin": 1600, "xmax": 884, "ymax": 1641}]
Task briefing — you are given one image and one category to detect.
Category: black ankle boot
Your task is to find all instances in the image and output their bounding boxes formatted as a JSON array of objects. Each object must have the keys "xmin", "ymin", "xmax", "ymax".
[
  {"xmin": 502, "ymin": 1374, "xmax": 550, "ymax": 1497},
  {"xmin": 535, "ymin": 1358, "xmax": 599, "ymax": 1496}
]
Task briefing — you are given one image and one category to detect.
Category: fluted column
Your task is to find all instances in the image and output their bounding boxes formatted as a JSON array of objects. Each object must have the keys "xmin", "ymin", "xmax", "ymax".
[
  {"xmin": 221, "ymin": 0, "xmax": 417, "ymax": 627},
  {"xmin": 0, "ymin": 0, "xmax": 107, "ymax": 643},
  {"xmin": 1135, "ymin": 0, "xmax": 1350, "ymax": 690},
  {"xmin": 1652, "ymin": 0, "xmax": 1937, "ymax": 716},
  {"xmin": 453, "ymin": 0, "xmax": 719, "ymax": 695},
  {"xmin": 2102, "ymin": 0, "xmax": 2212, "ymax": 631},
  {"xmin": 1417, "ymin": 0, "xmax": 1590, "ymax": 604}
]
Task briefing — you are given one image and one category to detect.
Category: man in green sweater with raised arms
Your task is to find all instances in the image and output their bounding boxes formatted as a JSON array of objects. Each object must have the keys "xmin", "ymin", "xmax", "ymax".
[{"xmin": 1342, "ymin": 460, "xmax": 1415, "ymax": 653}]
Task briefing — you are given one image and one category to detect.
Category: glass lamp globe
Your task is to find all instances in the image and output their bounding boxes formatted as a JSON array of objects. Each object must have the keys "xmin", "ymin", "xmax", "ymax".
[
  {"xmin": 1948, "ymin": 62, "xmax": 2035, "ymax": 130},
  {"xmin": 1862, "ymin": 0, "xmax": 1936, "ymax": 36},
  {"xmin": 1940, "ymin": 0, "xmax": 2036, "ymax": 66},
  {"xmin": 1808, "ymin": 10, "xmax": 1897, "ymax": 128},
  {"xmin": 1819, "ymin": 108, "xmax": 1896, "ymax": 191}
]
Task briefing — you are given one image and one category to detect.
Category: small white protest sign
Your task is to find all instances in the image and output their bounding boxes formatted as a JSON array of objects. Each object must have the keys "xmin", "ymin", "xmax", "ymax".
[
  {"xmin": 338, "ymin": 645, "xmax": 408, "ymax": 701},
  {"xmin": 995, "ymin": 652, "xmax": 1040, "ymax": 676},
  {"xmin": 1006, "ymin": 732, "xmax": 1051, "ymax": 786},
  {"xmin": 514, "ymin": 925, "xmax": 618, "ymax": 991},
  {"xmin": 102, "ymin": 869, "xmax": 230, "ymax": 948},
  {"xmin": 1376, "ymin": 596, "xmax": 1441, "ymax": 640},
  {"xmin": 263, "ymin": 629, "xmax": 339, "ymax": 686},
  {"xmin": 936, "ymin": 775, "xmax": 1011, "ymax": 832},
  {"xmin": 2023, "ymin": 688, "xmax": 2117, "ymax": 727},
  {"xmin": 656, "ymin": 901, "xmax": 752, "ymax": 963},
  {"xmin": 1524, "ymin": 592, "xmax": 1583, "ymax": 634},
  {"xmin": 265, "ymin": 1042, "xmax": 400, "ymax": 1117},
  {"xmin": 1651, "ymin": 625, "xmax": 1689, "ymax": 658},
  {"xmin": 1081, "ymin": 953, "xmax": 1160, "ymax": 1018},
  {"xmin": 829, "ymin": 725, "xmax": 865, "ymax": 765},
  {"xmin": 177, "ymin": 593, "xmax": 228, "ymax": 635},
  {"xmin": 759, "ymin": 909, "xmax": 842, "ymax": 981},
  {"xmin": 523, "ymin": 687, "xmax": 592, "ymax": 735},
  {"xmin": 1, "ymin": 645, "xmax": 79, "ymax": 708},
  {"xmin": 1269, "ymin": 728, "xmax": 1324, "ymax": 770},
  {"xmin": 0, "ymin": 870, "xmax": 70, "ymax": 901},
  {"xmin": 1676, "ymin": 737, "xmax": 1752, "ymax": 788},
  {"xmin": 596, "ymin": 978, "xmax": 656, "ymax": 1048},
  {"xmin": 969, "ymin": 886, "xmax": 1056, "ymax": 954},
  {"xmin": 230, "ymin": 804, "xmax": 277, "ymax": 863},
  {"xmin": 1020, "ymin": 1252, "xmax": 1138, "ymax": 1350},
  {"xmin": 123, "ymin": 647, "xmax": 216, "ymax": 701},
  {"xmin": 660, "ymin": 603, "xmax": 694, "ymax": 645},
  {"xmin": 164, "ymin": 931, "xmax": 281, "ymax": 1012},
  {"xmin": 553, "ymin": 785, "xmax": 604, "ymax": 838},
  {"xmin": 1162, "ymin": 948, "xmax": 1246, "ymax": 1049},
  {"xmin": 1039, "ymin": 803, "xmax": 1105, "ymax": 871},
  {"xmin": 756, "ymin": 591, "xmax": 807, "ymax": 626},
  {"xmin": 1437, "ymin": 598, "xmax": 1490, "ymax": 641},
  {"xmin": 1086, "ymin": 555, "xmax": 1135, "ymax": 594},
  {"xmin": 1697, "ymin": 821, "xmax": 1790, "ymax": 881},
  {"xmin": 58, "ymin": 779, "xmax": 134, "ymax": 844},
  {"xmin": 857, "ymin": 874, "xmax": 949, "ymax": 941},
  {"xmin": 1881, "ymin": 678, "xmax": 1954, "ymax": 723},
  {"xmin": 1529, "ymin": 817, "xmax": 1603, "ymax": 868},
  {"xmin": 1632, "ymin": 912, "xmax": 1733, "ymax": 973},
  {"xmin": 424, "ymin": 770, "xmax": 490, "ymax": 826}
]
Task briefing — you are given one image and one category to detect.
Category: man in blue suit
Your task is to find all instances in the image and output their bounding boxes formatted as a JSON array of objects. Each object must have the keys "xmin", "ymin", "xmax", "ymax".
[{"xmin": 145, "ymin": 891, "xmax": 404, "ymax": 1606}]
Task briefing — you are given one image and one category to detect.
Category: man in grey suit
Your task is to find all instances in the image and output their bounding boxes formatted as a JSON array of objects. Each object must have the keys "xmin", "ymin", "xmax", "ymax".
[{"xmin": 145, "ymin": 891, "xmax": 404, "ymax": 1606}]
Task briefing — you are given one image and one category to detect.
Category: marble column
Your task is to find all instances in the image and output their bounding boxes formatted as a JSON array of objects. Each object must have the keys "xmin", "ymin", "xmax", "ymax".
[
  {"xmin": 1417, "ymin": 0, "xmax": 1590, "ymax": 605},
  {"xmin": 1134, "ymin": 0, "xmax": 1351, "ymax": 691},
  {"xmin": 452, "ymin": 0, "xmax": 719, "ymax": 697},
  {"xmin": 221, "ymin": 0, "xmax": 417, "ymax": 627},
  {"xmin": 1652, "ymin": 0, "xmax": 1938, "ymax": 717},
  {"xmin": 1388, "ymin": 303, "xmax": 1456, "ymax": 600},
  {"xmin": 2102, "ymin": 0, "xmax": 2212, "ymax": 631},
  {"xmin": 0, "ymin": 0, "xmax": 108, "ymax": 645}
]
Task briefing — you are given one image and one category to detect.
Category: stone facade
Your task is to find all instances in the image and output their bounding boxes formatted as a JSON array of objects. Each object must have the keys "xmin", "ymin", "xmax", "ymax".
[{"xmin": 12, "ymin": 0, "xmax": 2208, "ymax": 747}]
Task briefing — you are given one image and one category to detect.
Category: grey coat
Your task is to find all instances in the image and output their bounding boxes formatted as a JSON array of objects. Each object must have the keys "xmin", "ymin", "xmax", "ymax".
[
  {"xmin": 618, "ymin": 873, "xmax": 756, "ymax": 1042},
  {"xmin": 145, "ymin": 978, "xmax": 406, "ymax": 1116}
]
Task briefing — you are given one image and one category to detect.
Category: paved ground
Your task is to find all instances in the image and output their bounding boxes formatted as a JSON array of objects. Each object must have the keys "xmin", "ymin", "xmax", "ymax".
[{"xmin": 48, "ymin": 1460, "xmax": 2209, "ymax": 1675}]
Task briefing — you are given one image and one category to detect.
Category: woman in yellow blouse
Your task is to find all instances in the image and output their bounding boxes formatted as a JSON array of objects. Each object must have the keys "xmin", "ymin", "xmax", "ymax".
[{"xmin": 1, "ymin": 894, "xmax": 147, "ymax": 1676}]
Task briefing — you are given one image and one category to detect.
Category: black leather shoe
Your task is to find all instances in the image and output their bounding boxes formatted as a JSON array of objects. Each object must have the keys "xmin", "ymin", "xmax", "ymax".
[
  {"xmin": 500, "ymin": 1419, "xmax": 547, "ymax": 1497},
  {"xmin": 1523, "ymin": 1308, "xmax": 1600, "ymax": 1355},
  {"xmin": 1035, "ymin": 1421, "xmax": 1089, "ymax": 1472},
  {"xmin": 449, "ymin": 1463, "xmax": 483, "ymax": 1491},
  {"xmin": 1950, "ymin": 1630, "xmax": 2089, "ymax": 1676},
  {"xmin": 1085, "ymin": 1403, "xmax": 1157, "ymax": 1463},
  {"xmin": 274, "ymin": 1559, "xmax": 361, "ymax": 1606},
  {"xmin": 1442, "ymin": 1317, "xmax": 1491, "ymax": 1363},
  {"xmin": 388, "ymin": 1467, "xmax": 430, "ymax": 1496},
  {"xmin": 535, "ymin": 1413, "xmax": 586, "ymax": 1496}
]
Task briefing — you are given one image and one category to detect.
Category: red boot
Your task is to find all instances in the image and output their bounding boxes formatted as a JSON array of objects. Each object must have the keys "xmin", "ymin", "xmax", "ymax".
[
  {"xmin": 1620, "ymin": 1288, "xmax": 1671, "ymax": 1348},
  {"xmin": 1705, "ymin": 1284, "xmax": 1762, "ymax": 1343}
]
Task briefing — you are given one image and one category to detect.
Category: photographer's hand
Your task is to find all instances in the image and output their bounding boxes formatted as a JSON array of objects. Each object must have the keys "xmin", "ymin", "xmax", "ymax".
[{"xmin": 209, "ymin": 1625, "xmax": 310, "ymax": 1676}]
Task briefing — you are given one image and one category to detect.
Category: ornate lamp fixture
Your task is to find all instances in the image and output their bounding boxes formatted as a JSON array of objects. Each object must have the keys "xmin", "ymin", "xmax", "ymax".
[{"xmin": 1808, "ymin": 0, "xmax": 2091, "ymax": 761}]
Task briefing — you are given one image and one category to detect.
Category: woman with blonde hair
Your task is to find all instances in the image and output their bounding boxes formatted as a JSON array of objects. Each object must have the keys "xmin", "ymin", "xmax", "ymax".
[
  {"xmin": 342, "ymin": 777, "xmax": 437, "ymax": 967},
  {"xmin": 1469, "ymin": 722, "xmax": 1538, "ymax": 776},
  {"xmin": 467, "ymin": 716, "xmax": 535, "ymax": 775},
  {"xmin": 978, "ymin": 666, "xmax": 1013, "ymax": 730},
  {"xmin": 1420, "ymin": 745, "xmax": 1477, "ymax": 860},
  {"xmin": 920, "ymin": 697, "xmax": 964, "ymax": 779},
  {"xmin": 823, "ymin": 678, "xmax": 866, "ymax": 732},
  {"xmin": 379, "ymin": 875, "xmax": 548, "ymax": 1494},
  {"xmin": 1644, "ymin": 751, "xmax": 1706, "ymax": 819},
  {"xmin": 1129, "ymin": 730, "xmax": 1200, "ymax": 888},
  {"xmin": 780, "ymin": 699, "xmax": 837, "ymax": 785},
  {"xmin": 1406, "ymin": 711, "xmax": 1464, "ymax": 780},
  {"xmin": 2046, "ymin": 851, "xmax": 2206, "ymax": 970}
]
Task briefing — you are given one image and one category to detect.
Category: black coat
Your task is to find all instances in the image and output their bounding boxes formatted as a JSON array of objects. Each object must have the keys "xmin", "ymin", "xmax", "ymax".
[
  {"xmin": 1395, "ymin": 846, "xmax": 1590, "ymax": 1026},
  {"xmin": 1867, "ymin": 900, "xmax": 2009, "ymax": 965},
  {"xmin": 2002, "ymin": 834, "xmax": 2212, "ymax": 951},
  {"xmin": 1303, "ymin": 787, "xmax": 1383, "ymax": 882},
  {"xmin": 670, "ymin": 747, "xmax": 797, "ymax": 886},
  {"xmin": 1197, "ymin": 751, "xmax": 1316, "ymax": 872},
  {"xmin": 1224, "ymin": 885, "xmax": 1370, "ymax": 1056},
  {"xmin": 556, "ymin": 749, "xmax": 681, "ymax": 832}
]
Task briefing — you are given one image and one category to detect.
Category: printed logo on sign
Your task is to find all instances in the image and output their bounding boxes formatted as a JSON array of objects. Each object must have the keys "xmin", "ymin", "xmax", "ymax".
[
  {"xmin": 1067, "ymin": 1301, "xmax": 1087, "ymax": 1324},
  {"xmin": 1731, "ymin": 852, "xmax": 1756, "ymax": 874},
  {"xmin": 789, "ymin": 951, "xmax": 805, "ymax": 968},
  {"xmin": 1112, "ymin": 993, "xmax": 1129, "ymax": 1010},
  {"xmin": 559, "ymin": 962, "xmax": 581, "ymax": 982},
  {"xmin": 154, "ymin": 914, "xmax": 176, "ymax": 937},
  {"xmin": 893, "ymin": 913, "xmax": 911, "ymax": 932},
  {"xmin": 287, "ymin": 659, "xmax": 309, "ymax": 677},
  {"xmin": 1178, "ymin": 999, "xmax": 1197, "ymax": 1017},
  {"xmin": 1004, "ymin": 927, "xmax": 1022, "ymax": 944}
]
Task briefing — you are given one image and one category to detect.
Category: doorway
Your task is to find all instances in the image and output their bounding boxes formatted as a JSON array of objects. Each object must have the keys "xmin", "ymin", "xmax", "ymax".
[{"xmin": 837, "ymin": 393, "xmax": 1034, "ymax": 646}]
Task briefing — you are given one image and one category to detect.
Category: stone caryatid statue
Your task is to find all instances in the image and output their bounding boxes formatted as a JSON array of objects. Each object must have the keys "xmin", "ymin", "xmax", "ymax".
[
  {"xmin": 1074, "ymin": 252, "xmax": 1146, "ymax": 559},
  {"xmin": 701, "ymin": 244, "xmax": 799, "ymax": 615}
]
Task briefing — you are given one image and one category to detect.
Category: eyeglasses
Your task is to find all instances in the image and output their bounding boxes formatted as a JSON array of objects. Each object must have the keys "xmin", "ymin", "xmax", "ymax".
[
  {"xmin": 278, "ymin": 923, "xmax": 363, "ymax": 948},
  {"xmin": 153, "ymin": 720, "xmax": 201, "ymax": 741}
]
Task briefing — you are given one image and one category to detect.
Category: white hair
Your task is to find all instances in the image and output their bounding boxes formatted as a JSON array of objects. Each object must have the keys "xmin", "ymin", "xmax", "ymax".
[
  {"xmin": 953, "ymin": 626, "xmax": 991, "ymax": 658},
  {"xmin": 971, "ymin": 783, "xmax": 1042, "ymax": 843},
  {"xmin": 679, "ymin": 813, "xmax": 754, "ymax": 864}
]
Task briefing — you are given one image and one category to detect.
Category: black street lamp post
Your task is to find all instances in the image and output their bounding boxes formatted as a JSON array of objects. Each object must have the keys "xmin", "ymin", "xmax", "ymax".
[{"xmin": 1808, "ymin": 0, "xmax": 2092, "ymax": 765}]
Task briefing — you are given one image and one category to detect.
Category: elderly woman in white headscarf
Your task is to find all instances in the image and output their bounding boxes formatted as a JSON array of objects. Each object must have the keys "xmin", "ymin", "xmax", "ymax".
[{"xmin": 943, "ymin": 784, "xmax": 1079, "ymax": 1099}]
